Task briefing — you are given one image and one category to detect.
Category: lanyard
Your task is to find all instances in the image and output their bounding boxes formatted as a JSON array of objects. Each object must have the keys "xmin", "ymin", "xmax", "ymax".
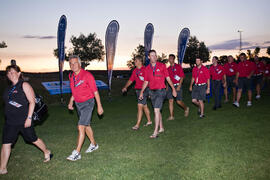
[
  {"xmin": 214, "ymin": 65, "xmax": 219, "ymax": 73},
  {"xmin": 170, "ymin": 64, "xmax": 176, "ymax": 75},
  {"xmin": 150, "ymin": 63, "xmax": 156, "ymax": 76},
  {"xmin": 136, "ymin": 68, "xmax": 142, "ymax": 77},
  {"xmin": 73, "ymin": 74, "xmax": 80, "ymax": 87},
  {"xmin": 8, "ymin": 85, "xmax": 16, "ymax": 101}
]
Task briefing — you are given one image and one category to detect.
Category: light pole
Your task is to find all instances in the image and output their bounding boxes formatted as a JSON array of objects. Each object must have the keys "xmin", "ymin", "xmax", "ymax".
[{"xmin": 238, "ymin": 30, "xmax": 243, "ymax": 52}]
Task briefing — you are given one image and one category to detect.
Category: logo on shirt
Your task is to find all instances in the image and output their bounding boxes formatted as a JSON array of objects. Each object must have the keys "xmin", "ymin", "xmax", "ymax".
[
  {"xmin": 75, "ymin": 80, "xmax": 84, "ymax": 87},
  {"xmin": 157, "ymin": 69, "xmax": 160, "ymax": 72}
]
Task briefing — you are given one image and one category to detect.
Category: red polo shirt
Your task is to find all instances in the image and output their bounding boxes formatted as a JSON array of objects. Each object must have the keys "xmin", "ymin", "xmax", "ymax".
[
  {"xmin": 129, "ymin": 66, "xmax": 146, "ymax": 89},
  {"xmin": 254, "ymin": 61, "xmax": 265, "ymax": 75},
  {"xmin": 192, "ymin": 65, "xmax": 210, "ymax": 84},
  {"xmin": 224, "ymin": 62, "xmax": 238, "ymax": 76},
  {"xmin": 237, "ymin": 60, "xmax": 256, "ymax": 78},
  {"xmin": 209, "ymin": 64, "xmax": 225, "ymax": 80},
  {"xmin": 69, "ymin": 69, "xmax": 97, "ymax": 103},
  {"xmin": 264, "ymin": 64, "xmax": 270, "ymax": 77},
  {"xmin": 167, "ymin": 63, "xmax": 185, "ymax": 84},
  {"xmin": 145, "ymin": 62, "xmax": 169, "ymax": 90}
]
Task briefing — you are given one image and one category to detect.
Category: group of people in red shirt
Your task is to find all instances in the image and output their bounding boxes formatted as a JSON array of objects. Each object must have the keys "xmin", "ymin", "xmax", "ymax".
[{"xmin": 122, "ymin": 50, "xmax": 270, "ymax": 139}]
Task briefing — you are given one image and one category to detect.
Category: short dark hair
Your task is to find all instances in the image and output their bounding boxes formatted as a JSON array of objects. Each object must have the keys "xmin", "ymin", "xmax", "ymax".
[
  {"xmin": 169, "ymin": 54, "xmax": 176, "ymax": 59},
  {"xmin": 213, "ymin": 56, "xmax": 219, "ymax": 60},
  {"xmin": 135, "ymin": 55, "xmax": 143, "ymax": 63},
  {"xmin": 239, "ymin": 52, "xmax": 246, "ymax": 57},
  {"xmin": 195, "ymin": 56, "xmax": 202, "ymax": 61},
  {"xmin": 228, "ymin": 55, "xmax": 233, "ymax": 58},
  {"xmin": 148, "ymin": 49, "xmax": 156, "ymax": 55}
]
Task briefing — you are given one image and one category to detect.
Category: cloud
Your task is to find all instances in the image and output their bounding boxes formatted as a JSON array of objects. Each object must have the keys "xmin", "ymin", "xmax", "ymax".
[
  {"xmin": 209, "ymin": 39, "xmax": 251, "ymax": 50},
  {"xmin": 22, "ymin": 35, "xmax": 56, "ymax": 39}
]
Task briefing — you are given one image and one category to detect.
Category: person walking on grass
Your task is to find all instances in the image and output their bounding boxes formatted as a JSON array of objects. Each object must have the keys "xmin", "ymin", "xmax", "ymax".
[
  {"xmin": 223, "ymin": 55, "xmax": 238, "ymax": 103},
  {"xmin": 166, "ymin": 54, "xmax": 189, "ymax": 120},
  {"xmin": 253, "ymin": 55, "xmax": 265, "ymax": 100},
  {"xmin": 209, "ymin": 56, "xmax": 226, "ymax": 110},
  {"xmin": 189, "ymin": 57, "xmax": 210, "ymax": 118},
  {"xmin": 139, "ymin": 50, "xmax": 177, "ymax": 138},
  {"xmin": 233, "ymin": 53, "xmax": 256, "ymax": 107},
  {"xmin": 122, "ymin": 55, "xmax": 152, "ymax": 130},
  {"xmin": 0, "ymin": 65, "xmax": 52, "ymax": 175},
  {"xmin": 262, "ymin": 58, "xmax": 270, "ymax": 91},
  {"xmin": 67, "ymin": 55, "xmax": 104, "ymax": 161}
]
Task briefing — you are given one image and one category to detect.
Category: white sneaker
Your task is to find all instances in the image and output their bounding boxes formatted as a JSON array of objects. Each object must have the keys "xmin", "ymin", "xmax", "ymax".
[
  {"xmin": 256, "ymin": 95, "xmax": 261, "ymax": 99},
  {"xmin": 247, "ymin": 101, "xmax": 252, "ymax": 107},
  {"xmin": 85, "ymin": 144, "xmax": 99, "ymax": 153},
  {"xmin": 67, "ymin": 150, "xmax": 81, "ymax": 161},
  {"xmin": 233, "ymin": 101, "xmax": 240, "ymax": 108}
]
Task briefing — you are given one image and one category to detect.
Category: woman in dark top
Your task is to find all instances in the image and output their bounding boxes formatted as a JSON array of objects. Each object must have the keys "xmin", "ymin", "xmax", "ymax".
[{"xmin": 0, "ymin": 65, "xmax": 52, "ymax": 175}]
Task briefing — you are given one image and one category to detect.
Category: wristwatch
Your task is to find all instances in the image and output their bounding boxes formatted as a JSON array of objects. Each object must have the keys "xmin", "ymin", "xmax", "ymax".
[{"xmin": 28, "ymin": 116, "xmax": 32, "ymax": 120}]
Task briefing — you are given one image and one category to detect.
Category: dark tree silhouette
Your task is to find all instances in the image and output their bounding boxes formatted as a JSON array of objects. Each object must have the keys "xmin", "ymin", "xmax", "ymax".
[
  {"xmin": 54, "ymin": 33, "xmax": 105, "ymax": 68},
  {"xmin": 183, "ymin": 36, "xmax": 210, "ymax": 68},
  {"xmin": 0, "ymin": 41, "xmax": 7, "ymax": 48}
]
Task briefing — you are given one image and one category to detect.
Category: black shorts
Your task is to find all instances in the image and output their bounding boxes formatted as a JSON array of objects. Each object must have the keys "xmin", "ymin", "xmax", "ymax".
[
  {"xmin": 75, "ymin": 98, "xmax": 95, "ymax": 126},
  {"xmin": 192, "ymin": 84, "xmax": 207, "ymax": 101},
  {"xmin": 226, "ymin": 75, "xmax": 236, "ymax": 88},
  {"xmin": 135, "ymin": 88, "xmax": 149, "ymax": 105},
  {"xmin": 2, "ymin": 124, "xmax": 38, "ymax": 144},
  {"xmin": 252, "ymin": 75, "xmax": 263, "ymax": 85},
  {"xmin": 167, "ymin": 85, "xmax": 183, "ymax": 101},
  {"xmin": 238, "ymin": 77, "xmax": 252, "ymax": 90},
  {"xmin": 149, "ymin": 89, "xmax": 166, "ymax": 109}
]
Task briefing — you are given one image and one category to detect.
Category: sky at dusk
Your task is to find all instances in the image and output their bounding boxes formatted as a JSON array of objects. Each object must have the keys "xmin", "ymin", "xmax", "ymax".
[{"xmin": 0, "ymin": 0, "xmax": 269, "ymax": 72}]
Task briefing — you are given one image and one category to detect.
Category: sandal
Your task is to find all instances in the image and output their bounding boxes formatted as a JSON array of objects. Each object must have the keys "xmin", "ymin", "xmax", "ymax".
[
  {"xmin": 144, "ymin": 122, "xmax": 152, "ymax": 126},
  {"xmin": 44, "ymin": 150, "xmax": 53, "ymax": 163},
  {"xmin": 132, "ymin": 126, "xmax": 139, "ymax": 130},
  {"xmin": 150, "ymin": 134, "xmax": 159, "ymax": 139},
  {"xmin": 158, "ymin": 128, "xmax": 165, "ymax": 134},
  {"xmin": 167, "ymin": 117, "xmax": 174, "ymax": 121},
  {"xmin": 0, "ymin": 169, "xmax": 8, "ymax": 175}
]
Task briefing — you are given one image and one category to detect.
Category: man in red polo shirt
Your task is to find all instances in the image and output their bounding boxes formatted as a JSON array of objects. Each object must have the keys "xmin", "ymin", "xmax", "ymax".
[
  {"xmin": 234, "ymin": 53, "xmax": 256, "ymax": 107},
  {"xmin": 209, "ymin": 56, "xmax": 226, "ymax": 110},
  {"xmin": 166, "ymin": 54, "xmax": 189, "ymax": 120},
  {"xmin": 139, "ymin": 50, "xmax": 176, "ymax": 138},
  {"xmin": 122, "ymin": 55, "xmax": 152, "ymax": 130},
  {"xmin": 253, "ymin": 55, "xmax": 265, "ymax": 99},
  {"xmin": 189, "ymin": 57, "xmax": 210, "ymax": 118},
  {"xmin": 262, "ymin": 58, "xmax": 270, "ymax": 90},
  {"xmin": 223, "ymin": 55, "xmax": 238, "ymax": 103},
  {"xmin": 67, "ymin": 55, "xmax": 104, "ymax": 161}
]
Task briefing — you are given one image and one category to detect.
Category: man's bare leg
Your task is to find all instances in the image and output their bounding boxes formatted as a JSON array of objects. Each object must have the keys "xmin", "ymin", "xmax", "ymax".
[
  {"xmin": 85, "ymin": 125, "xmax": 96, "ymax": 146},
  {"xmin": 143, "ymin": 105, "xmax": 152, "ymax": 124},
  {"xmin": 0, "ymin": 144, "xmax": 11, "ymax": 174},
  {"xmin": 76, "ymin": 125, "xmax": 86, "ymax": 152}
]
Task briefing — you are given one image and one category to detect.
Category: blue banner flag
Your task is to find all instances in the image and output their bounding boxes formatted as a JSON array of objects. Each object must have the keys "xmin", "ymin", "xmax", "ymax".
[
  {"xmin": 177, "ymin": 28, "xmax": 190, "ymax": 65},
  {"xmin": 144, "ymin": 23, "xmax": 154, "ymax": 66},
  {"xmin": 57, "ymin": 15, "xmax": 67, "ymax": 101},
  {"xmin": 105, "ymin": 20, "xmax": 120, "ymax": 92},
  {"xmin": 42, "ymin": 80, "xmax": 109, "ymax": 95}
]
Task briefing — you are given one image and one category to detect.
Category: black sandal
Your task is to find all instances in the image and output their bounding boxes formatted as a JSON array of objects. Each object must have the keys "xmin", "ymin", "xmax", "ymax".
[{"xmin": 44, "ymin": 151, "xmax": 53, "ymax": 162}]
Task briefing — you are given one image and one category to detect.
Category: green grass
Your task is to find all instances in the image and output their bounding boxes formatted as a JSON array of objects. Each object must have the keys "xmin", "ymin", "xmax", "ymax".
[{"xmin": 0, "ymin": 74, "xmax": 270, "ymax": 179}]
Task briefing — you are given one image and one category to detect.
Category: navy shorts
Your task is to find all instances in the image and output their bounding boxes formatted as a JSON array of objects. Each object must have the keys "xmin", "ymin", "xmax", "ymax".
[
  {"xmin": 75, "ymin": 98, "xmax": 95, "ymax": 126},
  {"xmin": 191, "ymin": 84, "xmax": 207, "ymax": 101},
  {"xmin": 135, "ymin": 88, "xmax": 149, "ymax": 105},
  {"xmin": 149, "ymin": 89, "xmax": 166, "ymax": 109},
  {"xmin": 238, "ymin": 77, "xmax": 252, "ymax": 90},
  {"xmin": 226, "ymin": 75, "xmax": 236, "ymax": 88},
  {"xmin": 167, "ymin": 85, "xmax": 183, "ymax": 101},
  {"xmin": 252, "ymin": 75, "xmax": 263, "ymax": 85},
  {"xmin": 2, "ymin": 124, "xmax": 38, "ymax": 144}
]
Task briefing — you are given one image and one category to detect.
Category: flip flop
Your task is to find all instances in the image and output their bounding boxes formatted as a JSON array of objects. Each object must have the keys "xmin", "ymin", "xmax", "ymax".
[
  {"xmin": 144, "ymin": 122, "xmax": 152, "ymax": 126},
  {"xmin": 150, "ymin": 134, "xmax": 159, "ymax": 139},
  {"xmin": 132, "ymin": 126, "xmax": 139, "ymax": 130},
  {"xmin": 158, "ymin": 128, "xmax": 165, "ymax": 134},
  {"xmin": 0, "ymin": 169, "xmax": 8, "ymax": 175},
  {"xmin": 44, "ymin": 150, "xmax": 53, "ymax": 163}
]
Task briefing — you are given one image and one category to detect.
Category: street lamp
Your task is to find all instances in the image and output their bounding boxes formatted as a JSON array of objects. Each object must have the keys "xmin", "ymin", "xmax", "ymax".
[{"xmin": 238, "ymin": 30, "xmax": 243, "ymax": 52}]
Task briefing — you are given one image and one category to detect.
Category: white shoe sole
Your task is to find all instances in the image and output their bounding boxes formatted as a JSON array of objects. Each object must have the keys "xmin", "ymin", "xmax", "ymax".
[{"xmin": 85, "ymin": 145, "xmax": 99, "ymax": 153}]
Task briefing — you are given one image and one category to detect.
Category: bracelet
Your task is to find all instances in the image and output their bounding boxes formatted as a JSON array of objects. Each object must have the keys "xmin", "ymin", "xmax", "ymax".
[{"xmin": 28, "ymin": 116, "xmax": 32, "ymax": 120}]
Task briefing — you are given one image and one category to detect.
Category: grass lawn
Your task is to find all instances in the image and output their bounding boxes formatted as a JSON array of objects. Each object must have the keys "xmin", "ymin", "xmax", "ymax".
[{"xmin": 0, "ymin": 74, "xmax": 270, "ymax": 179}]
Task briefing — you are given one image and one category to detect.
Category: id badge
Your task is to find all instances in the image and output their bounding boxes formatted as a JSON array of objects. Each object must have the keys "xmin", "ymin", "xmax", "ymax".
[
  {"xmin": 217, "ymin": 70, "xmax": 222, "ymax": 74},
  {"xmin": 229, "ymin": 68, "xmax": 234, "ymax": 72},
  {"xmin": 174, "ymin": 75, "xmax": 181, "ymax": 81},
  {"xmin": 9, "ymin": 101, "xmax": 22, "ymax": 108},
  {"xmin": 139, "ymin": 76, "xmax": 144, "ymax": 81}
]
